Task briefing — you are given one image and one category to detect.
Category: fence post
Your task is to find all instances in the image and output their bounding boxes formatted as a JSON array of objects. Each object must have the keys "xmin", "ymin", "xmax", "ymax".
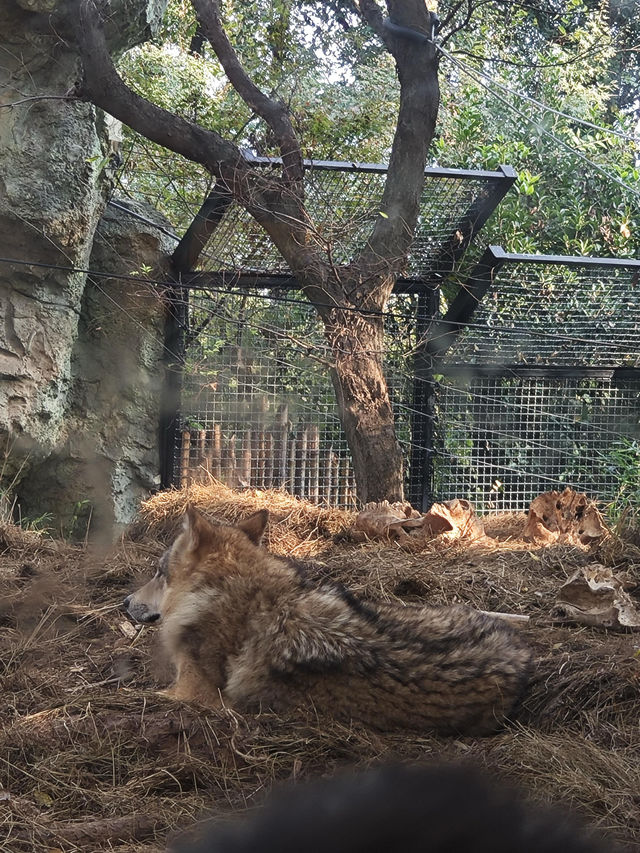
[
  {"xmin": 273, "ymin": 404, "xmax": 289, "ymax": 489},
  {"xmin": 180, "ymin": 430, "xmax": 191, "ymax": 487},
  {"xmin": 409, "ymin": 286, "xmax": 439, "ymax": 511},
  {"xmin": 159, "ymin": 281, "xmax": 188, "ymax": 488},
  {"xmin": 308, "ymin": 424, "xmax": 320, "ymax": 503},
  {"xmin": 164, "ymin": 183, "xmax": 233, "ymax": 489},
  {"xmin": 294, "ymin": 426, "xmax": 308, "ymax": 496}
]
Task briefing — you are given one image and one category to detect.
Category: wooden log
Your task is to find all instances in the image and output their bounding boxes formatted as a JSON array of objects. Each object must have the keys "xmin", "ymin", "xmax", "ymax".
[
  {"xmin": 264, "ymin": 433, "xmax": 274, "ymax": 489},
  {"xmin": 225, "ymin": 434, "xmax": 237, "ymax": 486},
  {"xmin": 257, "ymin": 430, "xmax": 267, "ymax": 489},
  {"xmin": 196, "ymin": 429, "xmax": 210, "ymax": 483},
  {"xmin": 273, "ymin": 403, "xmax": 289, "ymax": 488},
  {"xmin": 319, "ymin": 446, "xmax": 331, "ymax": 504},
  {"xmin": 288, "ymin": 430, "xmax": 297, "ymax": 492},
  {"xmin": 251, "ymin": 429, "xmax": 260, "ymax": 486},
  {"xmin": 339, "ymin": 456, "xmax": 349, "ymax": 508},
  {"xmin": 307, "ymin": 424, "xmax": 320, "ymax": 504},
  {"xmin": 329, "ymin": 448, "xmax": 339, "ymax": 507},
  {"xmin": 180, "ymin": 430, "xmax": 191, "ymax": 487},
  {"xmin": 242, "ymin": 431, "xmax": 252, "ymax": 485}
]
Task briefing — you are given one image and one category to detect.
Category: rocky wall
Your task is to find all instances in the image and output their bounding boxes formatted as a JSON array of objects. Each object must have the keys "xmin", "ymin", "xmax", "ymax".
[{"xmin": 0, "ymin": 0, "xmax": 171, "ymax": 537}]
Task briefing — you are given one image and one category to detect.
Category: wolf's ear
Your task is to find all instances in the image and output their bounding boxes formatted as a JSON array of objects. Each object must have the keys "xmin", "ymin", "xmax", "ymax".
[
  {"xmin": 237, "ymin": 509, "xmax": 268, "ymax": 545},
  {"xmin": 182, "ymin": 504, "xmax": 215, "ymax": 552}
]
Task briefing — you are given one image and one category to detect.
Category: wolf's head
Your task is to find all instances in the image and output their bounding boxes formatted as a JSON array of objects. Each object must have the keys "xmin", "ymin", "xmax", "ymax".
[{"xmin": 123, "ymin": 506, "xmax": 269, "ymax": 624}]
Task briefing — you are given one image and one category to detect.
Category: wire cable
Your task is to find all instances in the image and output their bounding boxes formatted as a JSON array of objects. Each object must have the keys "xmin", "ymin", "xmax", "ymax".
[
  {"xmin": 442, "ymin": 46, "xmax": 639, "ymax": 144},
  {"xmin": 436, "ymin": 43, "xmax": 640, "ymax": 201}
]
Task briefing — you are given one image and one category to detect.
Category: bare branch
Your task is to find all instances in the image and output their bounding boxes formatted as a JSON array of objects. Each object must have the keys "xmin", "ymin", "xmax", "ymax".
[
  {"xmin": 439, "ymin": 0, "xmax": 470, "ymax": 34},
  {"xmin": 440, "ymin": 0, "xmax": 477, "ymax": 46},
  {"xmin": 0, "ymin": 94, "xmax": 76, "ymax": 108},
  {"xmin": 355, "ymin": 0, "xmax": 388, "ymax": 43},
  {"xmin": 191, "ymin": 0, "xmax": 304, "ymax": 186}
]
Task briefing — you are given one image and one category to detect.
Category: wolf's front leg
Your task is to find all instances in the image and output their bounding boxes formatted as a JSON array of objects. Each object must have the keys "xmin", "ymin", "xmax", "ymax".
[
  {"xmin": 160, "ymin": 683, "xmax": 224, "ymax": 709},
  {"xmin": 166, "ymin": 655, "xmax": 226, "ymax": 709}
]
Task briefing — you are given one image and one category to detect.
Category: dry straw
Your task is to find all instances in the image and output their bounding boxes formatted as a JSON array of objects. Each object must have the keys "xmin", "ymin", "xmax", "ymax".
[{"xmin": 1, "ymin": 483, "xmax": 638, "ymax": 851}]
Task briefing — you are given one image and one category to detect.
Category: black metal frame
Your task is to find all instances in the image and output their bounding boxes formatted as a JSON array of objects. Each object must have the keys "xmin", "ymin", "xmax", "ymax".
[
  {"xmin": 174, "ymin": 163, "xmax": 517, "ymax": 293},
  {"xmin": 486, "ymin": 245, "xmax": 640, "ymax": 270},
  {"xmin": 441, "ymin": 365, "xmax": 640, "ymax": 380},
  {"xmin": 159, "ymin": 281, "xmax": 188, "ymax": 488}
]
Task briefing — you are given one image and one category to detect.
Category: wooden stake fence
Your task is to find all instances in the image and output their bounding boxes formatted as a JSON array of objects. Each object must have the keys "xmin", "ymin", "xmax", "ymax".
[{"xmin": 179, "ymin": 423, "xmax": 357, "ymax": 507}]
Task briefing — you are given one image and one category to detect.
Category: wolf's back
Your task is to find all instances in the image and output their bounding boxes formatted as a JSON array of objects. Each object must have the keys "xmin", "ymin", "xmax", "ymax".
[{"xmin": 227, "ymin": 574, "xmax": 532, "ymax": 735}]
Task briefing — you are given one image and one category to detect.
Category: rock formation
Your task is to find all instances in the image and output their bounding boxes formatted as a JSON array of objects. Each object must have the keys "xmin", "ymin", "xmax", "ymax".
[{"xmin": 0, "ymin": 0, "xmax": 171, "ymax": 538}]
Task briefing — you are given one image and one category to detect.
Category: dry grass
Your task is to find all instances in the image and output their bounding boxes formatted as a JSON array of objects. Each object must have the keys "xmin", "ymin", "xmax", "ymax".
[
  {"xmin": 128, "ymin": 482, "xmax": 352, "ymax": 556},
  {"xmin": 1, "ymin": 483, "xmax": 639, "ymax": 852}
]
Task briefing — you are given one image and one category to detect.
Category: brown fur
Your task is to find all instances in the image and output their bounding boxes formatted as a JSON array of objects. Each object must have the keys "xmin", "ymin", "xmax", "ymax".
[{"xmin": 125, "ymin": 507, "xmax": 532, "ymax": 735}]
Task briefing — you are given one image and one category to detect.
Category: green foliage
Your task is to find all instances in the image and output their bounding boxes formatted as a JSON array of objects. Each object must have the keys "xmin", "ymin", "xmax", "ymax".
[
  {"xmin": 433, "ymin": 0, "xmax": 640, "ymax": 257},
  {"xmin": 603, "ymin": 438, "xmax": 640, "ymax": 522},
  {"xmin": 114, "ymin": 0, "xmax": 640, "ymax": 261},
  {"xmin": 115, "ymin": 0, "xmax": 398, "ymax": 230}
]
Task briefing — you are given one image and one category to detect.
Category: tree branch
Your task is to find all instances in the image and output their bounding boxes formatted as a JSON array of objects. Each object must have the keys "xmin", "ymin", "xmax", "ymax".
[
  {"xmin": 353, "ymin": 0, "xmax": 440, "ymax": 290},
  {"xmin": 69, "ymin": 0, "xmax": 245, "ymax": 187},
  {"xmin": 355, "ymin": 0, "xmax": 388, "ymax": 44},
  {"xmin": 58, "ymin": 0, "xmax": 331, "ymax": 291},
  {"xmin": 191, "ymin": 0, "xmax": 304, "ymax": 187},
  {"xmin": 440, "ymin": 0, "xmax": 478, "ymax": 46},
  {"xmin": 439, "ymin": 0, "xmax": 470, "ymax": 35}
]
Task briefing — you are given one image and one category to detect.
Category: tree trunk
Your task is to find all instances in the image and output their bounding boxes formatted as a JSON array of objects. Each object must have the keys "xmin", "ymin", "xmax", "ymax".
[{"xmin": 323, "ymin": 306, "xmax": 404, "ymax": 504}]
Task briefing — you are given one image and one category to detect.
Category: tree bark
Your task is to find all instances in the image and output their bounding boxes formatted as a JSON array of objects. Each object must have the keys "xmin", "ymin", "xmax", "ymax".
[{"xmin": 324, "ymin": 305, "xmax": 404, "ymax": 503}]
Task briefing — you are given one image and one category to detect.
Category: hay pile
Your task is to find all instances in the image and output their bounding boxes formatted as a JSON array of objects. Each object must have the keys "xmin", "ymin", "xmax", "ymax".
[{"xmin": 1, "ymin": 484, "xmax": 639, "ymax": 852}]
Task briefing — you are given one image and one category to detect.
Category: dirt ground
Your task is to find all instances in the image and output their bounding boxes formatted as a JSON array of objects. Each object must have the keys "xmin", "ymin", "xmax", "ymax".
[{"xmin": 1, "ymin": 483, "xmax": 639, "ymax": 852}]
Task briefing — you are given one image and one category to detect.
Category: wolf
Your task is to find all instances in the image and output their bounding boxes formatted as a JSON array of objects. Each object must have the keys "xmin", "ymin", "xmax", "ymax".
[{"xmin": 123, "ymin": 506, "xmax": 532, "ymax": 734}]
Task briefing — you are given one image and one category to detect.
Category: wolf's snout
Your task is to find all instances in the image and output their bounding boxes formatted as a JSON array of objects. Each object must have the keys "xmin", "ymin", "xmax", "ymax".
[{"xmin": 123, "ymin": 594, "xmax": 132, "ymax": 610}]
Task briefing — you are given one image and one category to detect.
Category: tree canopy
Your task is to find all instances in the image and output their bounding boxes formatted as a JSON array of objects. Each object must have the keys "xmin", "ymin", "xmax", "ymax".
[{"xmin": 115, "ymin": 0, "xmax": 639, "ymax": 258}]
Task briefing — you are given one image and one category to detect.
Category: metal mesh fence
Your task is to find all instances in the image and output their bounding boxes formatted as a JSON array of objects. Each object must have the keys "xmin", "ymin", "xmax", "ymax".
[
  {"xmin": 447, "ymin": 258, "xmax": 640, "ymax": 367},
  {"xmin": 173, "ymin": 278, "xmax": 640, "ymax": 511},
  {"xmin": 198, "ymin": 163, "xmax": 512, "ymax": 279},
  {"xmin": 431, "ymin": 372, "xmax": 640, "ymax": 511},
  {"xmin": 174, "ymin": 289, "xmax": 418, "ymax": 508},
  {"xmin": 170, "ymin": 170, "xmax": 640, "ymax": 514},
  {"xmin": 433, "ymin": 254, "xmax": 640, "ymax": 511}
]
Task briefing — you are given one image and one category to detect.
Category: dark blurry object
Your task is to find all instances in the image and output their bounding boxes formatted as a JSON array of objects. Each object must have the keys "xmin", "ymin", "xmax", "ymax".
[{"xmin": 171, "ymin": 763, "xmax": 622, "ymax": 853}]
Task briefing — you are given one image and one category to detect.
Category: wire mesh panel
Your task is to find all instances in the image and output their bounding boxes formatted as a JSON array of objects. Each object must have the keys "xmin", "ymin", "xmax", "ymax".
[
  {"xmin": 433, "ymin": 252, "xmax": 640, "ymax": 512},
  {"xmin": 447, "ymin": 255, "xmax": 640, "ymax": 367},
  {"xmin": 197, "ymin": 162, "xmax": 514, "ymax": 279},
  {"xmin": 432, "ymin": 372, "xmax": 640, "ymax": 511},
  {"xmin": 174, "ymin": 289, "xmax": 418, "ymax": 508}
]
